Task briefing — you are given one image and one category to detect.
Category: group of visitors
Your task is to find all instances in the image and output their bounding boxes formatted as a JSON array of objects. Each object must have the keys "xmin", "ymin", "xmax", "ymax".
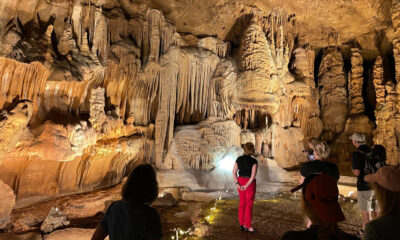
[
  {"xmin": 90, "ymin": 133, "xmax": 400, "ymax": 240},
  {"xmin": 232, "ymin": 133, "xmax": 400, "ymax": 240}
]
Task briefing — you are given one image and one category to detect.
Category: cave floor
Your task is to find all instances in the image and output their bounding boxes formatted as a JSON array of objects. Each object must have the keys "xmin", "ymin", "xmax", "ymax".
[
  {"xmin": 1, "ymin": 191, "xmax": 363, "ymax": 240},
  {"xmin": 183, "ymin": 193, "xmax": 363, "ymax": 240}
]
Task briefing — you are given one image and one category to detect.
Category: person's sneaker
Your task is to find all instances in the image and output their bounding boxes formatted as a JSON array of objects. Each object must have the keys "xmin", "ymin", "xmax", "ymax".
[
  {"xmin": 244, "ymin": 227, "xmax": 255, "ymax": 233},
  {"xmin": 240, "ymin": 226, "xmax": 245, "ymax": 231}
]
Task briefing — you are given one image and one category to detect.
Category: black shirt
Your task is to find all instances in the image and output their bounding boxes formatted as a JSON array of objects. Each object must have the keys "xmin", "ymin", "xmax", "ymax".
[
  {"xmin": 101, "ymin": 200, "xmax": 162, "ymax": 240},
  {"xmin": 352, "ymin": 144, "xmax": 371, "ymax": 191},
  {"xmin": 300, "ymin": 160, "xmax": 340, "ymax": 180},
  {"xmin": 282, "ymin": 225, "xmax": 360, "ymax": 240},
  {"xmin": 236, "ymin": 155, "xmax": 257, "ymax": 177}
]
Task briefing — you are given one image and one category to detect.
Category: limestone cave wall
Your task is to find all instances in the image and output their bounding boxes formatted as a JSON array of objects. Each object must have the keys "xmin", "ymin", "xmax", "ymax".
[{"xmin": 0, "ymin": 0, "xmax": 399, "ymax": 211}]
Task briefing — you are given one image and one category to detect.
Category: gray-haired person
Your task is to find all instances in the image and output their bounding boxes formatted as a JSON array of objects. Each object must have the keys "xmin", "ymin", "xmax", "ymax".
[{"xmin": 350, "ymin": 133, "xmax": 378, "ymax": 234}]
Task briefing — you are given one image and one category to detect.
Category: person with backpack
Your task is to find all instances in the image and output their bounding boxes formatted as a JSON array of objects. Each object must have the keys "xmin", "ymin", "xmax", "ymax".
[{"xmin": 350, "ymin": 133, "xmax": 379, "ymax": 234}]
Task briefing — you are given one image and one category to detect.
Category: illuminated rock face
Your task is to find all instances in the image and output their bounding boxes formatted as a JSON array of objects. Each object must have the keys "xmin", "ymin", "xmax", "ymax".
[
  {"xmin": 0, "ymin": 180, "xmax": 15, "ymax": 229},
  {"xmin": 0, "ymin": 0, "xmax": 398, "ymax": 206}
]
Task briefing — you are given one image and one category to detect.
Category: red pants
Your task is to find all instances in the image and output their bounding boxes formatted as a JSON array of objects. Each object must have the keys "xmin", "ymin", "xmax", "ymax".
[{"xmin": 237, "ymin": 177, "xmax": 256, "ymax": 228}]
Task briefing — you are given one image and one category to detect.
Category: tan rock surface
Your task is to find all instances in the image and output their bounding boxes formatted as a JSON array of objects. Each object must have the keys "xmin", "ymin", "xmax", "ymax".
[
  {"xmin": 0, "ymin": 0, "xmax": 400, "ymax": 207},
  {"xmin": 0, "ymin": 180, "xmax": 15, "ymax": 229},
  {"xmin": 0, "ymin": 101, "xmax": 33, "ymax": 164}
]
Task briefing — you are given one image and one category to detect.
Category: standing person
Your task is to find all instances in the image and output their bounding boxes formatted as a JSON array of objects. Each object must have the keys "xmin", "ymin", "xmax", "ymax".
[
  {"xmin": 283, "ymin": 174, "xmax": 360, "ymax": 240},
  {"xmin": 232, "ymin": 142, "xmax": 258, "ymax": 233},
  {"xmin": 363, "ymin": 166, "xmax": 400, "ymax": 240},
  {"xmin": 350, "ymin": 132, "xmax": 377, "ymax": 232},
  {"xmin": 300, "ymin": 141, "xmax": 340, "ymax": 184},
  {"xmin": 91, "ymin": 164, "xmax": 162, "ymax": 240},
  {"xmin": 297, "ymin": 141, "xmax": 339, "ymax": 228}
]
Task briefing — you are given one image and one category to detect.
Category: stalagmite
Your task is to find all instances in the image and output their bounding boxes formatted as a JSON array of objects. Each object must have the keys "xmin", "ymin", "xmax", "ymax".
[
  {"xmin": 58, "ymin": 24, "xmax": 77, "ymax": 56},
  {"xmin": 0, "ymin": 101, "xmax": 33, "ymax": 164},
  {"xmin": 373, "ymin": 57, "xmax": 385, "ymax": 104},
  {"xmin": 349, "ymin": 48, "xmax": 365, "ymax": 115},
  {"xmin": 392, "ymin": 0, "xmax": 400, "ymax": 32},
  {"xmin": 163, "ymin": 118, "xmax": 241, "ymax": 170},
  {"xmin": 318, "ymin": 49, "xmax": 348, "ymax": 140},
  {"xmin": 89, "ymin": 88, "xmax": 106, "ymax": 131},
  {"xmin": 373, "ymin": 55, "xmax": 398, "ymax": 166},
  {"xmin": 394, "ymin": 39, "xmax": 400, "ymax": 113}
]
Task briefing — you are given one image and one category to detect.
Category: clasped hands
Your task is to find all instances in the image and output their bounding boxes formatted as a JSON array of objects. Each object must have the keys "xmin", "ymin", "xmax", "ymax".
[{"xmin": 237, "ymin": 183, "xmax": 248, "ymax": 191}]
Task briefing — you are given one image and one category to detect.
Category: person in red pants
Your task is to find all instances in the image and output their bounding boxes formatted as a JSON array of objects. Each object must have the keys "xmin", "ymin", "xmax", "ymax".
[{"xmin": 232, "ymin": 142, "xmax": 258, "ymax": 233}]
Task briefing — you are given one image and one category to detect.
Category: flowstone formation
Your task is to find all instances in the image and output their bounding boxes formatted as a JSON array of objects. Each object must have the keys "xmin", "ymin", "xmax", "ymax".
[{"xmin": 0, "ymin": 1, "xmax": 399, "ymax": 230}]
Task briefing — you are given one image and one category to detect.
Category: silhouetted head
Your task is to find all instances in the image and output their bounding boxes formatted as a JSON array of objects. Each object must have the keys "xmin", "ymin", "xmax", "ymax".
[
  {"xmin": 243, "ymin": 142, "xmax": 255, "ymax": 155},
  {"xmin": 372, "ymin": 144, "xmax": 386, "ymax": 162},
  {"xmin": 122, "ymin": 164, "xmax": 158, "ymax": 204}
]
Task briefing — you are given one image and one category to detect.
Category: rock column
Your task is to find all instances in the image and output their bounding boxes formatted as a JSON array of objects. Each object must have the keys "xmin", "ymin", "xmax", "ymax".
[
  {"xmin": 348, "ymin": 48, "xmax": 365, "ymax": 115},
  {"xmin": 318, "ymin": 49, "xmax": 348, "ymax": 140}
]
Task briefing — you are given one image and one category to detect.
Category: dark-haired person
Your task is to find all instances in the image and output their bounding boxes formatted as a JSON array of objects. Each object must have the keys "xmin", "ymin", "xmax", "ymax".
[
  {"xmin": 91, "ymin": 164, "xmax": 162, "ymax": 240},
  {"xmin": 363, "ymin": 166, "xmax": 400, "ymax": 240},
  {"xmin": 371, "ymin": 144, "xmax": 386, "ymax": 164},
  {"xmin": 232, "ymin": 142, "xmax": 258, "ymax": 233},
  {"xmin": 283, "ymin": 174, "xmax": 360, "ymax": 240}
]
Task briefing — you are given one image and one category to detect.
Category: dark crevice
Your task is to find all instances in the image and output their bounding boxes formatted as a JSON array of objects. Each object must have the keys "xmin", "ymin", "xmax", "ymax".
[
  {"xmin": 313, "ymin": 48, "xmax": 323, "ymax": 89},
  {"xmin": 363, "ymin": 59, "xmax": 376, "ymax": 122}
]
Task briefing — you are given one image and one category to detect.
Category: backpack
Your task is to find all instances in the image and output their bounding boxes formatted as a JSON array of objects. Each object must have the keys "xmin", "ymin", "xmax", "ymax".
[{"xmin": 357, "ymin": 148, "xmax": 387, "ymax": 174}]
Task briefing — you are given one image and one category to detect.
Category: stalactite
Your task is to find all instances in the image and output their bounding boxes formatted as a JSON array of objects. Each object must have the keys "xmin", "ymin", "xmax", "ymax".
[
  {"xmin": 349, "ymin": 48, "xmax": 365, "ymax": 115},
  {"xmin": 175, "ymin": 49, "xmax": 220, "ymax": 124},
  {"xmin": 154, "ymin": 47, "xmax": 179, "ymax": 167},
  {"xmin": 141, "ymin": 9, "xmax": 179, "ymax": 63},
  {"xmin": 42, "ymin": 80, "xmax": 92, "ymax": 117},
  {"xmin": 198, "ymin": 37, "xmax": 231, "ymax": 58},
  {"xmin": 91, "ymin": 10, "xmax": 108, "ymax": 62},
  {"xmin": 0, "ymin": 58, "xmax": 49, "ymax": 115},
  {"xmin": 211, "ymin": 59, "xmax": 238, "ymax": 118},
  {"xmin": 238, "ymin": 18, "xmax": 270, "ymax": 72}
]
